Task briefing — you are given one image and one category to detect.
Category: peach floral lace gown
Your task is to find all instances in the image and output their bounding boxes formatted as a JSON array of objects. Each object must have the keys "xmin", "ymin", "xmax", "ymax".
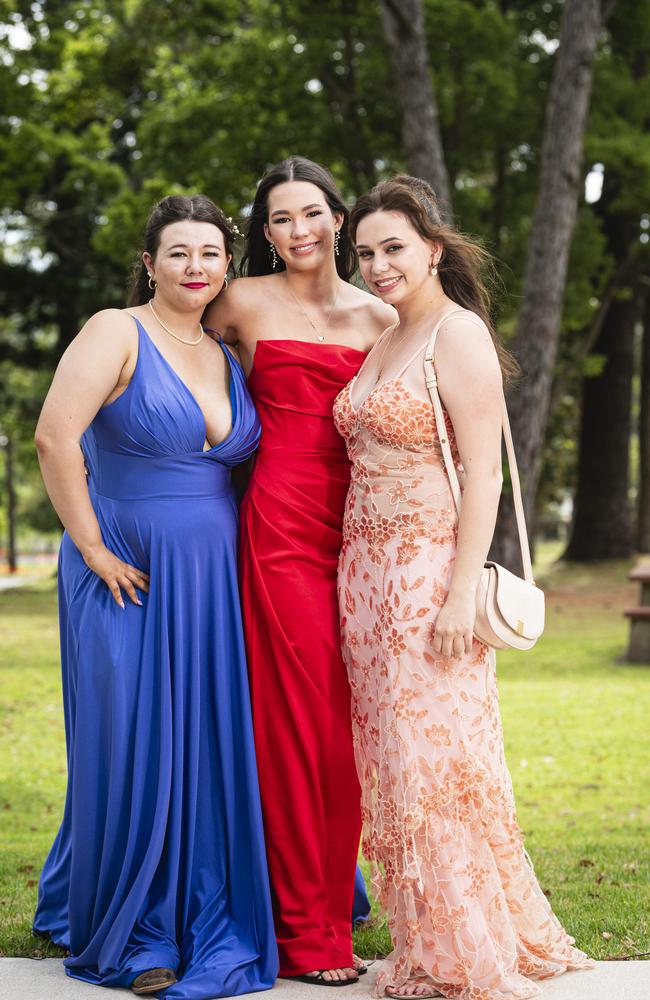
[{"xmin": 333, "ymin": 311, "xmax": 593, "ymax": 1000}]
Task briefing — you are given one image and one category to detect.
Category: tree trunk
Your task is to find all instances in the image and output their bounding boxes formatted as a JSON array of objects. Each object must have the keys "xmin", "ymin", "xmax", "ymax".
[
  {"xmin": 564, "ymin": 295, "xmax": 637, "ymax": 560},
  {"xmin": 5, "ymin": 435, "xmax": 17, "ymax": 573},
  {"xmin": 491, "ymin": 0, "xmax": 611, "ymax": 570},
  {"xmin": 638, "ymin": 292, "xmax": 650, "ymax": 551},
  {"xmin": 378, "ymin": 0, "xmax": 452, "ymax": 220}
]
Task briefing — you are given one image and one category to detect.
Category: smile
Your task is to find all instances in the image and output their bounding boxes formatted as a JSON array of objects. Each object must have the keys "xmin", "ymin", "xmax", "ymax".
[
  {"xmin": 182, "ymin": 282, "xmax": 208, "ymax": 289},
  {"xmin": 374, "ymin": 276, "xmax": 402, "ymax": 293},
  {"xmin": 290, "ymin": 241, "xmax": 320, "ymax": 255}
]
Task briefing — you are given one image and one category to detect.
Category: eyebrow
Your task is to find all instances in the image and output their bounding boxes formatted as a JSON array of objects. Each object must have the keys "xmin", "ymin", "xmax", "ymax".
[
  {"xmin": 355, "ymin": 236, "xmax": 402, "ymax": 249},
  {"xmin": 270, "ymin": 203, "xmax": 324, "ymax": 217},
  {"xmin": 166, "ymin": 243, "xmax": 221, "ymax": 250}
]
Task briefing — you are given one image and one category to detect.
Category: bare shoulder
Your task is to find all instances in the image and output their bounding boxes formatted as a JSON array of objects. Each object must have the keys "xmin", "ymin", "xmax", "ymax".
[
  {"xmin": 204, "ymin": 275, "xmax": 281, "ymax": 340},
  {"xmin": 70, "ymin": 308, "xmax": 136, "ymax": 355},
  {"xmin": 436, "ymin": 308, "xmax": 501, "ymax": 381},
  {"xmin": 341, "ymin": 283, "xmax": 397, "ymax": 336},
  {"xmin": 229, "ymin": 273, "xmax": 283, "ymax": 304},
  {"xmin": 438, "ymin": 307, "xmax": 494, "ymax": 351}
]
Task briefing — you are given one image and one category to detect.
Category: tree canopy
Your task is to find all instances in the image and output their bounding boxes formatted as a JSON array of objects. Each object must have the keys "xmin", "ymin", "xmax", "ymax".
[{"xmin": 1, "ymin": 0, "xmax": 649, "ymax": 555}]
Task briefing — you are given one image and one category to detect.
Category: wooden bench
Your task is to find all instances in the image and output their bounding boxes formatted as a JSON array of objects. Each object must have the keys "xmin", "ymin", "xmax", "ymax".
[{"xmin": 624, "ymin": 564, "xmax": 650, "ymax": 661}]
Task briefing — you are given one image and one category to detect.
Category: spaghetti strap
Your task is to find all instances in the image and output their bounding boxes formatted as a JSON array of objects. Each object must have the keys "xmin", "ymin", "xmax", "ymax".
[
  {"xmin": 394, "ymin": 307, "xmax": 470, "ymax": 379},
  {"xmin": 394, "ymin": 341, "xmax": 430, "ymax": 379},
  {"xmin": 355, "ymin": 322, "xmax": 397, "ymax": 383}
]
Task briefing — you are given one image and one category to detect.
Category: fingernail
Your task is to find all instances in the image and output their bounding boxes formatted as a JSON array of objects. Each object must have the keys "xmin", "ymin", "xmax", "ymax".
[
  {"xmin": 136, "ymin": 599, "xmax": 143, "ymax": 606},
  {"xmin": 120, "ymin": 601, "xmax": 125, "ymax": 610}
]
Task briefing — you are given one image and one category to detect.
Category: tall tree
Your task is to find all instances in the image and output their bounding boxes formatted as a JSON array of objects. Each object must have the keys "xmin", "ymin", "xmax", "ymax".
[
  {"xmin": 378, "ymin": 0, "xmax": 452, "ymax": 219},
  {"xmin": 492, "ymin": 0, "xmax": 615, "ymax": 570},
  {"xmin": 637, "ymin": 292, "xmax": 650, "ymax": 552},
  {"xmin": 564, "ymin": 156, "xmax": 647, "ymax": 560},
  {"xmin": 564, "ymin": 292, "xmax": 638, "ymax": 559}
]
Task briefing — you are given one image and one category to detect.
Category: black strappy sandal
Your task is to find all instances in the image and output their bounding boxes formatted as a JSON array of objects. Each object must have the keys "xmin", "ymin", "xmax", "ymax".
[{"xmin": 285, "ymin": 971, "xmax": 360, "ymax": 988}]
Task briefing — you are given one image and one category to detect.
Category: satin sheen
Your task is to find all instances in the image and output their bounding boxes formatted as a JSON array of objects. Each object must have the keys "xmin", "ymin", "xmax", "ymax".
[
  {"xmin": 240, "ymin": 340, "xmax": 367, "ymax": 975},
  {"xmin": 33, "ymin": 320, "xmax": 278, "ymax": 998}
]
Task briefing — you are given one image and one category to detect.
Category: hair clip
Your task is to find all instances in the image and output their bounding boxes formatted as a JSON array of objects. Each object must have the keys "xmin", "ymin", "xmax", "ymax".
[{"xmin": 225, "ymin": 215, "xmax": 242, "ymax": 238}]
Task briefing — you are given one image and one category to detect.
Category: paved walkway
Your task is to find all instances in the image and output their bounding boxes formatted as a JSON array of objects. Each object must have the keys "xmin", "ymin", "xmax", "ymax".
[
  {"xmin": 0, "ymin": 573, "xmax": 43, "ymax": 591},
  {"xmin": 1, "ymin": 959, "xmax": 648, "ymax": 1000}
]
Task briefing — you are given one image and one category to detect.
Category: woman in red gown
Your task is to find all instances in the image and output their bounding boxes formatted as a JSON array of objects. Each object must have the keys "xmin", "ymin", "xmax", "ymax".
[{"xmin": 205, "ymin": 157, "xmax": 394, "ymax": 985}]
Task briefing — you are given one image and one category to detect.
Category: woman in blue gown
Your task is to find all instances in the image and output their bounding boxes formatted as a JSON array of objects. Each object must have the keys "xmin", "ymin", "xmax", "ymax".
[{"xmin": 33, "ymin": 195, "xmax": 278, "ymax": 998}]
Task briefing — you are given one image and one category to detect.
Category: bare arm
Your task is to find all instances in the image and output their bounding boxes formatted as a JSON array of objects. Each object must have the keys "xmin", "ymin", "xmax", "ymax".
[
  {"xmin": 35, "ymin": 309, "xmax": 149, "ymax": 607},
  {"xmin": 432, "ymin": 316, "xmax": 504, "ymax": 657},
  {"xmin": 203, "ymin": 280, "xmax": 243, "ymax": 345}
]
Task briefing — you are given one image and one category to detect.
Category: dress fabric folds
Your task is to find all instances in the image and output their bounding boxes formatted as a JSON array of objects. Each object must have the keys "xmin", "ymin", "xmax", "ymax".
[
  {"xmin": 33, "ymin": 319, "xmax": 278, "ymax": 999},
  {"xmin": 333, "ymin": 327, "xmax": 593, "ymax": 999},
  {"xmin": 239, "ymin": 339, "xmax": 366, "ymax": 976}
]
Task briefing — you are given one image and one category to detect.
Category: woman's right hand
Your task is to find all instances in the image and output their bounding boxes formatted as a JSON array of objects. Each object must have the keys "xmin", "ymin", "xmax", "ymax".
[{"xmin": 82, "ymin": 543, "xmax": 149, "ymax": 609}]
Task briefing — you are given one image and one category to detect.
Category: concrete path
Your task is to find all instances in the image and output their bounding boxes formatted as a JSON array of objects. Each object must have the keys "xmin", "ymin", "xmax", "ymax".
[
  {"xmin": 1, "ymin": 958, "xmax": 648, "ymax": 1000},
  {"xmin": 0, "ymin": 573, "xmax": 43, "ymax": 591}
]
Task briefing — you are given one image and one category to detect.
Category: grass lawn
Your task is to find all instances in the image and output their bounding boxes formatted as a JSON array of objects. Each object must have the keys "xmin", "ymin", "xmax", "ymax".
[{"xmin": 1, "ymin": 547, "xmax": 649, "ymax": 962}]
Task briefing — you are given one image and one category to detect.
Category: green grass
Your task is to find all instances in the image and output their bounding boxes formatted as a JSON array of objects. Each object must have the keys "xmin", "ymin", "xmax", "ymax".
[{"xmin": 2, "ymin": 552, "xmax": 649, "ymax": 963}]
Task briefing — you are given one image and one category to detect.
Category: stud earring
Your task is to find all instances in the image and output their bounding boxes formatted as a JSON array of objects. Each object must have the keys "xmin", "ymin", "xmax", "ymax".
[
  {"xmin": 269, "ymin": 242, "xmax": 278, "ymax": 270},
  {"xmin": 334, "ymin": 230, "xmax": 341, "ymax": 256},
  {"xmin": 148, "ymin": 273, "xmax": 156, "ymax": 290}
]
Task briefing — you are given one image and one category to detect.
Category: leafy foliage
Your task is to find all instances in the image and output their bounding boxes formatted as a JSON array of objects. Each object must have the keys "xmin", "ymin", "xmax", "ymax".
[{"xmin": 0, "ymin": 0, "xmax": 648, "ymax": 544}]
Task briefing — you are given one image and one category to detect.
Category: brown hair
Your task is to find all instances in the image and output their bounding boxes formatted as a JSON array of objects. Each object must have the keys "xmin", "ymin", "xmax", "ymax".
[
  {"xmin": 350, "ymin": 175, "xmax": 518, "ymax": 381},
  {"xmin": 128, "ymin": 195, "xmax": 238, "ymax": 306}
]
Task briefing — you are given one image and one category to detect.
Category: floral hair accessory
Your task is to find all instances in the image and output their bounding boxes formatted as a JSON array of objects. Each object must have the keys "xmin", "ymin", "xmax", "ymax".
[{"xmin": 226, "ymin": 215, "xmax": 242, "ymax": 238}]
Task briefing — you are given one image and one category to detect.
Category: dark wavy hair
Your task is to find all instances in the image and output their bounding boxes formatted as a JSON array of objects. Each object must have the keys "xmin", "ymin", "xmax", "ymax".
[
  {"xmin": 239, "ymin": 156, "xmax": 356, "ymax": 280},
  {"xmin": 128, "ymin": 195, "xmax": 238, "ymax": 306},
  {"xmin": 350, "ymin": 175, "xmax": 518, "ymax": 382}
]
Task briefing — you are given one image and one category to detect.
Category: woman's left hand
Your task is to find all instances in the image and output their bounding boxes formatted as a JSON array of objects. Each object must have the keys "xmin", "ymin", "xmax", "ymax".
[{"xmin": 432, "ymin": 593, "xmax": 475, "ymax": 657}]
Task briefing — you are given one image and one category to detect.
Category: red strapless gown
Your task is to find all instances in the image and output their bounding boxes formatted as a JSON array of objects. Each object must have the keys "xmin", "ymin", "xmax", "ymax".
[{"xmin": 240, "ymin": 340, "xmax": 365, "ymax": 976}]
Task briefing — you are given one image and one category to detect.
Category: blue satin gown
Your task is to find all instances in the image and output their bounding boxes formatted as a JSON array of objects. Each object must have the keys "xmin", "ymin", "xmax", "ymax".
[{"xmin": 33, "ymin": 318, "xmax": 278, "ymax": 998}]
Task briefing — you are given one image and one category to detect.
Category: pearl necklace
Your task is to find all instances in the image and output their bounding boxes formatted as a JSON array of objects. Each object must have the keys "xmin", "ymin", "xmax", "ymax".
[
  {"xmin": 148, "ymin": 300, "xmax": 204, "ymax": 346},
  {"xmin": 285, "ymin": 276, "xmax": 339, "ymax": 343}
]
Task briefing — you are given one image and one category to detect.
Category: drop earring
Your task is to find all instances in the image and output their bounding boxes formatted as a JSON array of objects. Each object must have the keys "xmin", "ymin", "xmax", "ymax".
[
  {"xmin": 334, "ymin": 230, "xmax": 341, "ymax": 256},
  {"xmin": 269, "ymin": 242, "xmax": 278, "ymax": 270},
  {"xmin": 148, "ymin": 273, "xmax": 156, "ymax": 290},
  {"xmin": 430, "ymin": 261, "xmax": 438, "ymax": 277}
]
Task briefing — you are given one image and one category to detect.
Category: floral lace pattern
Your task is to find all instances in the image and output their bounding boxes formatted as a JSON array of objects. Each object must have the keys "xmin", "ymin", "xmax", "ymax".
[{"xmin": 333, "ymin": 377, "xmax": 594, "ymax": 999}]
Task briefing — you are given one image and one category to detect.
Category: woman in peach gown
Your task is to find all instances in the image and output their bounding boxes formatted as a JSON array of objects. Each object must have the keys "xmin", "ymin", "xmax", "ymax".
[{"xmin": 333, "ymin": 176, "xmax": 594, "ymax": 1000}]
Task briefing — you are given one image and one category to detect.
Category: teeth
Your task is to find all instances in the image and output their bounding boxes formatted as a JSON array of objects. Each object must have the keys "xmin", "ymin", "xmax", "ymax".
[{"xmin": 376, "ymin": 277, "xmax": 401, "ymax": 287}]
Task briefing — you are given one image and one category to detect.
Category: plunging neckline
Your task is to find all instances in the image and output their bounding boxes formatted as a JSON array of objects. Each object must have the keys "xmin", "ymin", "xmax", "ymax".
[
  {"xmin": 348, "ymin": 375, "xmax": 441, "ymax": 421},
  {"xmin": 348, "ymin": 339, "xmax": 427, "ymax": 414},
  {"xmin": 349, "ymin": 375, "xmax": 412, "ymax": 415},
  {"xmin": 136, "ymin": 318, "xmax": 237, "ymax": 452},
  {"xmin": 349, "ymin": 306, "xmax": 469, "ymax": 415}
]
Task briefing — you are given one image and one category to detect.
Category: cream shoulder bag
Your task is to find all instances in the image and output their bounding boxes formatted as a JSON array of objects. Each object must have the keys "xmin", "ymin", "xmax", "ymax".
[{"xmin": 424, "ymin": 317, "xmax": 545, "ymax": 651}]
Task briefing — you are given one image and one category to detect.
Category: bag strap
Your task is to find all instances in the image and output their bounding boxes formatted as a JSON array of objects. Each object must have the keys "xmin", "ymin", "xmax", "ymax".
[{"xmin": 423, "ymin": 312, "xmax": 534, "ymax": 583}]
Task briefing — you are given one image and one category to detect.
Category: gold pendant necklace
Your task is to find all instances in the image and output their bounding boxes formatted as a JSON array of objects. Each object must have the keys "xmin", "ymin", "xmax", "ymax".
[
  {"xmin": 285, "ymin": 276, "xmax": 339, "ymax": 343},
  {"xmin": 148, "ymin": 300, "xmax": 204, "ymax": 346}
]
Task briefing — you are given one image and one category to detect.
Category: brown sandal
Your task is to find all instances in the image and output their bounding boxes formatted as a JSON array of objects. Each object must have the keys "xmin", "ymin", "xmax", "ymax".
[{"xmin": 131, "ymin": 967, "xmax": 178, "ymax": 995}]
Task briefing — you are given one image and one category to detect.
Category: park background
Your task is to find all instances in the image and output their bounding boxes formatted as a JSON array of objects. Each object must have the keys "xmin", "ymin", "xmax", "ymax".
[{"xmin": 1, "ymin": 0, "xmax": 649, "ymax": 968}]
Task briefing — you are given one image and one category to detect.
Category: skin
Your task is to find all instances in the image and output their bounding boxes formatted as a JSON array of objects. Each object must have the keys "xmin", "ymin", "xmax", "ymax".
[
  {"xmin": 205, "ymin": 180, "xmax": 394, "ymax": 983},
  {"xmin": 204, "ymin": 179, "xmax": 395, "ymax": 372},
  {"xmin": 354, "ymin": 210, "xmax": 503, "ymax": 998},
  {"xmin": 35, "ymin": 220, "xmax": 233, "ymax": 610}
]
